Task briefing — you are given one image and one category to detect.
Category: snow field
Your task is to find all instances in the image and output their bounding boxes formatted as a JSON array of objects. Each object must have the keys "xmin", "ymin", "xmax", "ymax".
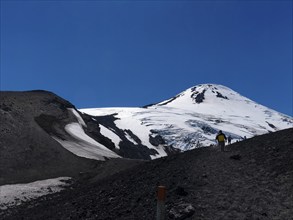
[{"xmin": 80, "ymin": 84, "xmax": 293, "ymax": 152}]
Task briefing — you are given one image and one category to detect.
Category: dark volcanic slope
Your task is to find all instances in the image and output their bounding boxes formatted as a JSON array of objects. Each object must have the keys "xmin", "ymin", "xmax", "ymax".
[
  {"xmin": 2, "ymin": 128, "xmax": 293, "ymax": 220},
  {"xmin": 0, "ymin": 91, "xmax": 99, "ymax": 185}
]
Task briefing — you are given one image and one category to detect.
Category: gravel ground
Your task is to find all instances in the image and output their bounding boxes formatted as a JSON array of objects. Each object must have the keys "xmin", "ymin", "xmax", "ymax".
[{"xmin": 1, "ymin": 128, "xmax": 292, "ymax": 220}]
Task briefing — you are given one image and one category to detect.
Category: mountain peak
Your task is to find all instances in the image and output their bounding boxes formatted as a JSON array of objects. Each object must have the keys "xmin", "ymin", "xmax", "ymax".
[
  {"xmin": 153, "ymin": 84, "xmax": 245, "ymax": 110},
  {"xmin": 189, "ymin": 84, "xmax": 231, "ymax": 104}
]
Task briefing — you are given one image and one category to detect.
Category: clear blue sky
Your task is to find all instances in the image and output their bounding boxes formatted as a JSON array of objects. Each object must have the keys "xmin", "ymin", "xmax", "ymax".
[{"xmin": 1, "ymin": 0, "xmax": 292, "ymax": 116}]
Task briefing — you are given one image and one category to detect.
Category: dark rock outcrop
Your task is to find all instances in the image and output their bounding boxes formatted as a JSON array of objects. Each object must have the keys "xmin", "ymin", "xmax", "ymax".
[{"xmin": 191, "ymin": 89, "xmax": 206, "ymax": 103}]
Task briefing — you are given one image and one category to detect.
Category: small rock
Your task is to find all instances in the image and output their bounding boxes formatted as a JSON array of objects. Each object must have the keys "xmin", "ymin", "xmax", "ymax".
[
  {"xmin": 169, "ymin": 203, "xmax": 195, "ymax": 220},
  {"xmin": 230, "ymin": 154, "xmax": 241, "ymax": 160},
  {"xmin": 175, "ymin": 186, "xmax": 188, "ymax": 196}
]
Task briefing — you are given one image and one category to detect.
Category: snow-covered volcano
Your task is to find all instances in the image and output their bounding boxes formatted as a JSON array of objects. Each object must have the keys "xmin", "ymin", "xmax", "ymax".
[
  {"xmin": 0, "ymin": 85, "xmax": 292, "ymax": 186},
  {"xmin": 80, "ymin": 84, "xmax": 293, "ymax": 153}
]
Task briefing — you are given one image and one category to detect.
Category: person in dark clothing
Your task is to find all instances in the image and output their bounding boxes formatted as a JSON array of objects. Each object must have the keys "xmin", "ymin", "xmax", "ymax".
[
  {"xmin": 227, "ymin": 135, "xmax": 232, "ymax": 144},
  {"xmin": 216, "ymin": 130, "xmax": 227, "ymax": 152}
]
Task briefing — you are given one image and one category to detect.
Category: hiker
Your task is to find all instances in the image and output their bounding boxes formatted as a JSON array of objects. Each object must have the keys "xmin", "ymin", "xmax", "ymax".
[
  {"xmin": 215, "ymin": 130, "xmax": 227, "ymax": 152},
  {"xmin": 227, "ymin": 135, "xmax": 232, "ymax": 144}
]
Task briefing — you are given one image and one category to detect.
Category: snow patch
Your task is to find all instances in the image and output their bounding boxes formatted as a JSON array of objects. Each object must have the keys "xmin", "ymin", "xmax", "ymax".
[
  {"xmin": 54, "ymin": 122, "xmax": 120, "ymax": 160},
  {"xmin": 0, "ymin": 177, "xmax": 71, "ymax": 210},
  {"xmin": 68, "ymin": 108, "xmax": 87, "ymax": 127},
  {"xmin": 124, "ymin": 131, "xmax": 138, "ymax": 145},
  {"xmin": 150, "ymin": 145, "xmax": 168, "ymax": 159},
  {"xmin": 99, "ymin": 124, "xmax": 121, "ymax": 149}
]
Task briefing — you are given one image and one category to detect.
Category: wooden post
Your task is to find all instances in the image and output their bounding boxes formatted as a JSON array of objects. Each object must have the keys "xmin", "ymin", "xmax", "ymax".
[{"xmin": 156, "ymin": 185, "xmax": 166, "ymax": 220}]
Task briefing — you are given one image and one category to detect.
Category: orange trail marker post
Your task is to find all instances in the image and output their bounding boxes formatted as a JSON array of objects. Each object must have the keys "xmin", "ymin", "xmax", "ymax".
[{"xmin": 156, "ymin": 185, "xmax": 166, "ymax": 220}]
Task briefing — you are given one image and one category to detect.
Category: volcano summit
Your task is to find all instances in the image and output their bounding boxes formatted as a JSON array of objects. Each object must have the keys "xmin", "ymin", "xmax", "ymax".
[{"xmin": 80, "ymin": 84, "xmax": 292, "ymax": 152}]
